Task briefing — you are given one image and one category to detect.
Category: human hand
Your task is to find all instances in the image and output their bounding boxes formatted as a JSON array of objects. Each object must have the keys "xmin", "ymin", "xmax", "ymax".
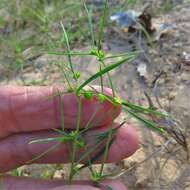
[{"xmin": 0, "ymin": 86, "xmax": 139, "ymax": 190}]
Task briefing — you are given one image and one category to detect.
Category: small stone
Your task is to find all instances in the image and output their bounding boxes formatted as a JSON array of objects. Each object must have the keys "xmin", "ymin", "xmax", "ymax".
[
  {"xmin": 181, "ymin": 73, "xmax": 190, "ymax": 81},
  {"xmin": 168, "ymin": 91, "xmax": 177, "ymax": 100},
  {"xmin": 158, "ymin": 78, "xmax": 165, "ymax": 85},
  {"xmin": 53, "ymin": 170, "xmax": 65, "ymax": 179},
  {"xmin": 183, "ymin": 111, "xmax": 189, "ymax": 117}
]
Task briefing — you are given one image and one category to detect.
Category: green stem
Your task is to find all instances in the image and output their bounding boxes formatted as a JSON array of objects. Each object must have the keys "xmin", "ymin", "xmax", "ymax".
[
  {"xmin": 98, "ymin": 0, "xmax": 109, "ymax": 51},
  {"xmin": 48, "ymin": 51, "xmax": 91, "ymax": 56},
  {"xmin": 76, "ymin": 56, "xmax": 135, "ymax": 95},
  {"xmin": 100, "ymin": 60, "xmax": 115, "ymax": 97},
  {"xmin": 105, "ymin": 51, "xmax": 142, "ymax": 60},
  {"xmin": 62, "ymin": 69, "xmax": 73, "ymax": 91},
  {"xmin": 100, "ymin": 128, "xmax": 114, "ymax": 175},
  {"xmin": 26, "ymin": 144, "xmax": 59, "ymax": 164},
  {"xmin": 69, "ymin": 97, "xmax": 82, "ymax": 180},
  {"xmin": 99, "ymin": 64, "xmax": 104, "ymax": 93},
  {"xmin": 83, "ymin": 0, "xmax": 95, "ymax": 47},
  {"xmin": 80, "ymin": 105, "xmax": 100, "ymax": 134},
  {"xmin": 59, "ymin": 93, "xmax": 65, "ymax": 131},
  {"xmin": 60, "ymin": 22, "xmax": 76, "ymax": 80}
]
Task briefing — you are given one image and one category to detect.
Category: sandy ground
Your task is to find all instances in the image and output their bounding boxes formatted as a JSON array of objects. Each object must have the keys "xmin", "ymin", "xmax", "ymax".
[{"xmin": 1, "ymin": 1, "xmax": 190, "ymax": 190}]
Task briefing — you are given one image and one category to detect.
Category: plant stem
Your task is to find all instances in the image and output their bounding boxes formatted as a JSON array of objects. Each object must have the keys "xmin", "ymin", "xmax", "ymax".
[
  {"xmin": 98, "ymin": 0, "xmax": 109, "ymax": 51},
  {"xmin": 99, "ymin": 128, "xmax": 113, "ymax": 175},
  {"xmin": 26, "ymin": 143, "xmax": 59, "ymax": 164},
  {"xmin": 100, "ymin": 60, "xmax": 115, "ymax": 97},
  {"xmin": 62, "ymin": 68, "xmax": 73, "ymax": 90},
  {"xmin": 69, "ymin": 97, "xmax": 82, "ymax": 180},
  {"xmin": 48, "ymin": 51, "xmax": 91, "ymax": 56},
  {"xmin": 83, "ymin": 0, "xmax": 95, "ymax": 47},
  {"xmin": 59, "ymin": 93, "xmax": 65, "ymax": 131},
  {"xmin": 105, "ymin": 51, "xmax": 142, "ymax": 59},
  {"xmin": 60, "ymin": 21, "xmax": 76, "ymax": 79},
  {"xmin": 99, "ymin": 64, "xmax": 104, "ymax": 93},
  {"xmin": 76, "ymin": 56, "xmax": 135, "ymax": 95},
  {"xmin": 80, "ymin": 105, "xmax": 100, "ymax": 134}
]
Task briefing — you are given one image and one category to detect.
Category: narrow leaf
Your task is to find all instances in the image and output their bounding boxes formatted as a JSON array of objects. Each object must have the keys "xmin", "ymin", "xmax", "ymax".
[
  {"xmin": 83, "ymin": 0, "xmax": 95, "ymax": 46},
  {"xmin": 76, "ymin": 56, "xmax": 135, "ymax": 95},
  {"xmin": 48, "ymin": 51, "xmax": 91, "ymax": 56},
  {"xmin": 122, "ymin": 100, "xmax": 169, "ymax": 117},
  {"xmin": 60, "ymin": 21, "xmax": 75, "ymax": 75},
  {"xmin": 124, "ymin": 107, "xmax": 165, "ymax": 133},
  {"xmin": 79, "ymin": 137, "xmax": 115, "ymax": 170}
]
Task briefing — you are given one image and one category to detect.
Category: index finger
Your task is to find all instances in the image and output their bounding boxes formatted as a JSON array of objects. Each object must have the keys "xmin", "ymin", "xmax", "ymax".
[
  {"xmin": 1, "ymin": 176, "xmax": 127, "ymax": 190},
  {"xmin": 0, "ymin": 86, "xmax": 121, "ymax": 138}
]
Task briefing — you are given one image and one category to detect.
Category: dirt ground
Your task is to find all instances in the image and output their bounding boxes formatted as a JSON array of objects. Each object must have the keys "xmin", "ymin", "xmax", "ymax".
[{"xmin": 1, "ymin": 0, "xmax": 190, "ymax": 190}]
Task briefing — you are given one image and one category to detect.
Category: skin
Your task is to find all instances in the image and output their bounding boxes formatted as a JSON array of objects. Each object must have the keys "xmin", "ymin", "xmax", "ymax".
[{"xmin": 0, "ymin": 86, "xmax": 139, "ymax": 190}]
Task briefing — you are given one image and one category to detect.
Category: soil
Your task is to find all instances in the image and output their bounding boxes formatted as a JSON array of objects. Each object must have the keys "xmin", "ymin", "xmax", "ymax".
[{"xmin": 1, "ymin": 1, "xmax": 190, "ymax": 190}]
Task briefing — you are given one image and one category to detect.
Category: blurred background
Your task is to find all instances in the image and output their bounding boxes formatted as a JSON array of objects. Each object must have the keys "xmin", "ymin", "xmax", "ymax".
[{"xmin": 0, "ymin": 0, "xmax": 190, "ymax": 189}]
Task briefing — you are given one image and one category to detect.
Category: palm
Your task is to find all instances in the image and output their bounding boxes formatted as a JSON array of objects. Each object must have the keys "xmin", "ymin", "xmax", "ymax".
[{"xmin": 0, "ymin": 86, "xmax": 138, "ymax": 190}]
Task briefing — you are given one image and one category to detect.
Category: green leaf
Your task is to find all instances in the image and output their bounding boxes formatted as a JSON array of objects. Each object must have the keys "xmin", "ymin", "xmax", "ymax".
[
  {"xmin": 122, "ymin": 100, "xmax": 169, "ymax": 117},
  {"xmin": 90, "ymin": 47, "xmax": 99, "ymax": 56},
  {"xmin": 76, "ymin": 138, "xmax": 86, "ymax": 148},
  {"xmin": 98, "ymin": 93, "xmax": 106, "ymax": 102},
  {"xmin": 29, "ymin": 137, "xmax": 59, "ymax": 144},
  {"xmin": 79, "ymin": 136, "xmax": 115, "ymax": 170},
  {"xmin": 124, "ymin": 107, "xmax": 165, "ymax": 133},
  {"xmin": 83, "ymin": 90, "xmax": 93, "ymax": 100},
  {"xmin": 73, "ymin": 72, "xmax": 81, "ymax": 80},
  {"xmin": 113, "ymin": 97, "xmax": 122, "ymax": 105},
  {"xmin": 91, "ymin": 171, "xmax": 103, "ymax": 182},
  {"xmin": 76, "ymin": 55, "xmax": 135, "ymax": 95}
]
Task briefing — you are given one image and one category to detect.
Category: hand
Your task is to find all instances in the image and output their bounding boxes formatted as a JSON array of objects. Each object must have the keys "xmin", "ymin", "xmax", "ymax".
[{"xmin": 0, "ymin": 86, "xmax": 139, "ymax": 190}]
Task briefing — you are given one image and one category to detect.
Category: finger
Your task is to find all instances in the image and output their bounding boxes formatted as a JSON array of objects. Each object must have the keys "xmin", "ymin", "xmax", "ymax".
[
  {"xmin": 0, "ymin": 86, "xmax": 121, "ymax": 138},
  {"xmin": 95, "ymin": 179, "xmax": 127, "ymax": 190},
  {"xmin": 0, "ymin": 124, "xmax": 139, "ymax": 172},
  {"xmin": 49, "ymin": 185, "xmax": 99, "ymax": 190},
  {"xmin": 49, "ymin": 179, "xmax": 128, "ymax": 190},
  {"xmin": 1, "ymin": 176, "xmax": 127, "ymax": 190}
]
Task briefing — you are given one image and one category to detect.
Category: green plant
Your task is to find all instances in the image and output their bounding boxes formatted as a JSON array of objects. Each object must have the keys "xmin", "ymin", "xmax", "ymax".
[
  {"xmin": 161, "ymin": 0, "xmax": 173, "ymax": 12},
  {"xmin": 0, "ymin": 0, "xmax": 96, "ymax": 78},
  {"xmin": 11, "ymin": 168, "xmax": 23, "ymax": 177},
  {"xmin": 18, "ymin": 0, "xmax": 180, "ymax": 187}
]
